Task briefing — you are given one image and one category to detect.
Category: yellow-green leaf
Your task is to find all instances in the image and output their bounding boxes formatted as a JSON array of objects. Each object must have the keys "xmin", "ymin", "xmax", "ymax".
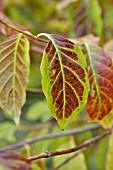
[
  {"xmin": 106, "ymin": 132, "xmax": 113, "ymax": 170},
  {"xmin": 0, "ymin": 33, "xmax": 30, "ymax": 125},
  {"xmin": 39, "ymin": 33, "xmax": 90, "ymax": 128},
  {"xmin": 100, "ymin": 110, "xmax": 113, "ymax": 129}
]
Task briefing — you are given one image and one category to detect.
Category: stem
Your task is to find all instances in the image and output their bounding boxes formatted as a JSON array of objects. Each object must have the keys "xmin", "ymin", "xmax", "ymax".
[
  {"xmin": 27, "ymin": 129, "xmax": 111, "ymax": 161},
  {"xmin": 27, "ymin": 88, "xmax": 43, "ymax": 94},
  {"xmin": 51, "ymin": 147, "xmax": 89, "ymax": 170},
  {"xmin": 0, "ymin": 18, "xmax": 48, "ymax": 43},
  {"xmin": 2, "ymin": 124, "xmax": 101, "ymax": 150},
  {"xmin": 31, "ymin": 46, "xmax": 43, "ymax": 54}
]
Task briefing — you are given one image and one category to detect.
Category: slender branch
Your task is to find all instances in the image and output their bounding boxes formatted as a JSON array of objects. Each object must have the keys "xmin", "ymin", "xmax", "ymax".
[
  {"xmin": 0, "ymin": 18, "xmax": 48, "ymax": 43},
  {"xmin": 31, "ymin": 46, "xmax": 43, "ymax": 54},
  {"xmin": 27, "ymin": 129, "xmax": 111, "ymax": 161},
  {"xmin": 26, "ymin": 88, "xmax": 43, "ymax": 94},
  {"xmin": 2, "ymin": 124, "xmax": 101, "ymax": 151},
  {"xmin": 51, "ymin": 147, "xmax": 90, "ymax": 170}
]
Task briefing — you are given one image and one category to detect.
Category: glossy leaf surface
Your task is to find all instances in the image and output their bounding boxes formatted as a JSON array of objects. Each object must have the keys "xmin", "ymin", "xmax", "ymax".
[
  {"xmin": 85, "ymin": 44, "xmax": 113, "ymax": 122},
  {"xmin": 40, "ymin": 33, "xmax": 89, "ymax": 128},
  {"xmin": 0, "ymin": 33, "xmax": 30, "ymax": 124}
]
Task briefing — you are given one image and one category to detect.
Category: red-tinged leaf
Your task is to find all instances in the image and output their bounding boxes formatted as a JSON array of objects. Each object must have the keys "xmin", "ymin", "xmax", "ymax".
[
  {"xmin": 104, "ymin": 39, "xmax": 113, "ymax": 52},
  {"xmin": 39, "ymin": 33, "xmax": 90, "ymax": 128},
  {"xmin": 85, "ymin": 44, "xmax": 113, "ymax": 122},
  {"xmin": 0, "ymin": 150, "xmax": 32, "ymax": 170},
  {"xmin": 100, "ymin": 110, "xmax": 113, "ymax": 128},
  {"xmin": 67, "ymin": 0, "xmax": 102, "ymax": 37},
  {"xmin": 70, "ymin": 34, "xmax": 100, "ymax": 46}
]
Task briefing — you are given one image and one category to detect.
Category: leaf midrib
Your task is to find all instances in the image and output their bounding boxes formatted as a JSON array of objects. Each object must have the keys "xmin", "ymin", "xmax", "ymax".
[
  {"xmin": 50, "ymin": 38, "xmax": 66, "ymax": 121},
  {"xmin": 12, "ymin": 34, "xmax": 22, "ymax": 111},
  {"xmin": 86, "ymin": 44, "xmax": 102, "ymax": 112}
]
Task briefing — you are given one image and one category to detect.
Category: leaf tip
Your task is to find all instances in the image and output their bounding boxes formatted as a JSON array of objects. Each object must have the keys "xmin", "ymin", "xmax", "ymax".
[
  {"xmin": 14, "ymin": 114, "xmax": 20, "ymax": 126},
  {"xmin": 4, "ymin": 109, "xmax": 21, "ymax": 126},
  {"xmin": 57, "ymin": 119, "xmax": 68, "ymax": 130}
]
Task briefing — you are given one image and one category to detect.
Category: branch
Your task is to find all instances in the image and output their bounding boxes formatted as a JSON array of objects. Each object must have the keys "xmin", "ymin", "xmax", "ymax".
[
  {"xmin": 2, "ymin": 124, "xmax": 101, "ymax": 150},
  {"xmin": 31, "ymin": 46, "xmax": 43, "ymax": 54},
  {"xmin": 26, "ymin": 88, "xmax": 43, "ymax": 94},
  {"xmin": 27, "ymin": 129, "xmax": 111, "ymax": 161},
  {"xmin": 51, "ymin": 147, "xmax": 89, "ymax": 170},
  {"xmin": 0, "ymin": 18, "xmax": 48, "ymax": 43}
]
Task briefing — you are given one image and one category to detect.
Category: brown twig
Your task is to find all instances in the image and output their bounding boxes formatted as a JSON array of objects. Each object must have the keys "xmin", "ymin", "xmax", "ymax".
[
  {"xmin": 31, "ymin": 46, "xmax": 44, "ymax": 54},
  {"xmin": 2, "ymin": 124, "xmax": 101, "ymax": 151},
  {"xmin": 0, "ymin": 18, "xmax": 48, "ymax": 43},
  {"xmin": 26, "ymin": 88, "xmax": 43, "ymax": 94},
  {"xmin": 27, "ymin": 129, "xmax": 111, "ymax": 161},
  {"xmin": 51, "ymin": 147, "xmax": 89, "ymax": 170}
]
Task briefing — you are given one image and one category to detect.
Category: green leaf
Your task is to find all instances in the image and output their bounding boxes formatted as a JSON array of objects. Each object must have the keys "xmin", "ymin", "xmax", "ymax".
[
  {"xmin": 99, "ymin": 0, "xmax": 113, "ymax": 42},
  {"xmin": 26, "ymin": 100, "xmax": 51, "ymax": 122},
  {"xmin": 0, "ymin": 33, "xmax": 30, "ymax": 125},
  {"xmin": 31, "ymin": 163, "xmax": 41, "ymax": 170},
  {"xmin": 99, "ymin": 110, "xmax": 113, "ymax": 129},
  {"xmin": 39, "ymin": 33, "xmax": 90, "ymax": 128},
  {"xmin": 53, "ymin": 139, "xmax": 87, "ymax": 170},
  {"xmin": 84, "ymin": 44, "xmax": 113, "ymax": 124},
  {"xmin": 0, "ymin": 122, "xmax": 17, "ymax": 142},
  {"xmin": 85, "ymin": 0, "xmax": 103, "ymax": 37},
  {"xmin": 106, "ymin": 132, "xmax": 113, "ymax": 170}
]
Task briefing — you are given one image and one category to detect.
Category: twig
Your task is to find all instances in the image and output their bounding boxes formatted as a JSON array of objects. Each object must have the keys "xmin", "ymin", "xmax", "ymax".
[
  {"xmin": 2, "ymin": 124, "xmax": 101, "ymax": 150},
  {"xmin": 0, "ymin": 18, "xmax": 48, "ymax": 43},
  {"xmin": 27, "ymin": 129, "xmax": 111, "ymax": 161},
  {"xmin": 26, "ymin": 88, "xmax": 43, "ymax": 94},
  {"xmin": 31, "ymin": 46, "xmax": 44, "ymax": 54},
  {"xmin": 51, "ymin": 147, "xmax": 89, "ymax": 170}
]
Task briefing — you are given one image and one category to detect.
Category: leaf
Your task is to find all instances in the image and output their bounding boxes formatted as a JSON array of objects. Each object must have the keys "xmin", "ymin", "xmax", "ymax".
[
  {"xmin": 39, "ymin": 33, "xmax": 90, "ymax": 128},
  {"xmin": 104, "ymin": 39, "xmax": 113, "ymax": 52},
  {"xmin": 70, "ymin": 34, "xmax": 100, "ymax": 46},
  {"xmin": 0, "ymin": 150, "xmax": 32, "ymax": 170},
  {"xmin": 106, "ymin": 132, "xmax": 113, "ymax": 170},
  {"xmin": 53, "ymin": 139, "xmax": 87, "ymax": 170},
  {"xmin": 0, "ymin": 122, "xmax": 17, "ymax": 142},
  {"xmin": 84, "ymin": 44, "xmax": 113, "ymax": 123},
  {"xmin": 0, "ymin": 33, "xmax": 30, "ymax": 125},
  {"xmin": 26, "ymin": 100, "xmax": 51, "ymax": 122},
  {"xmin": 99, "ymin": 0, "xmax": 113, "ymax": 42},
  {"xmin": 99, "ymin": 109, "xmax": 113, "ymax": 129},
  {"xmin": 67, "ymin": 0, "xmax": 102, "ymax": 38},
  {"xmin": 86, "ymin": 134, "xmax": 109, "ymax": 170}
]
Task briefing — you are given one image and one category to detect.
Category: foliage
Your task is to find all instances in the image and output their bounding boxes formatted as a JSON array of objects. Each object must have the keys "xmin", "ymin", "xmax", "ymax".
[
  {"xmin": 40, "ymin": 33, "xmax": 89, "ymax": 128},
  {"xmin": 0, "ymin": 33, "xmax": 30, "ymax": 125},
  {"xmin": 0, "ymin": 0, "xmax": 113, "ymax": 170}
]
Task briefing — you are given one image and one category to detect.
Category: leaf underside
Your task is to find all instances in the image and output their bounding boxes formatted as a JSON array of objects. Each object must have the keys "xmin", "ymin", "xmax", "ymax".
[
  {"xmin": 0, "ymin": 33, "xmax": 30, "ymax": 124},
  {"xmin": 41, "ymin": 34, "xmax": 89, "ymax": 128},
  {"xmin": 85, "ymin": 44, "xmax": 113, "ymax": 123}
]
